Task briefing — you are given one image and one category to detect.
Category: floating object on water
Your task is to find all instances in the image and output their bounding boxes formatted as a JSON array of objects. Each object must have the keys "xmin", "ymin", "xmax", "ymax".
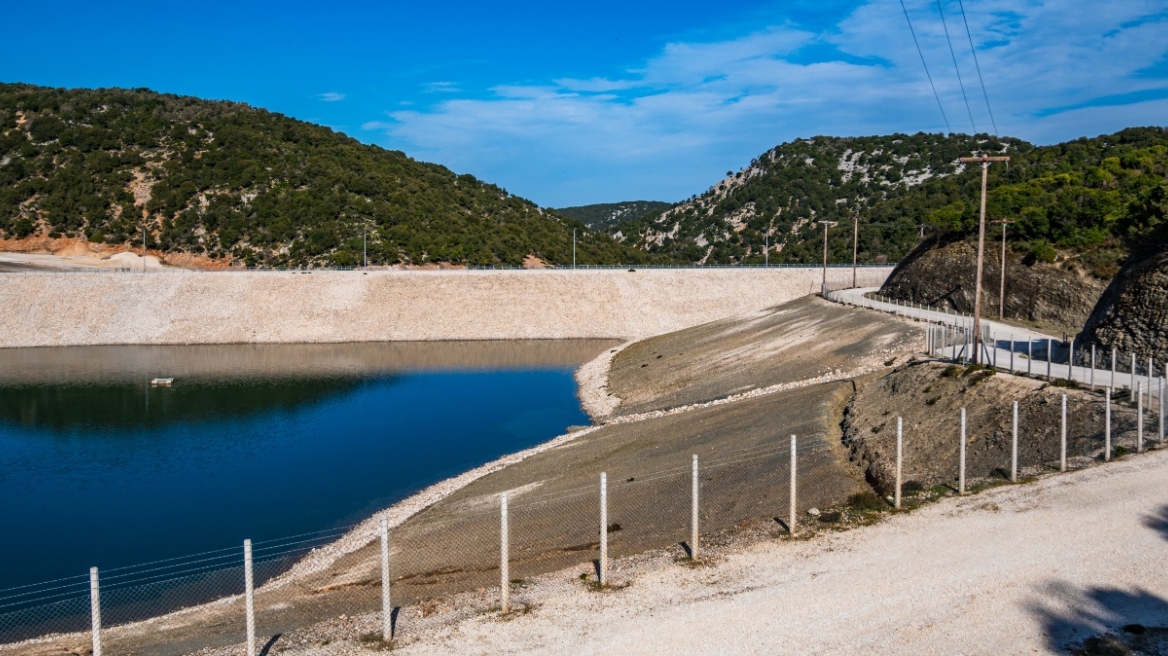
[{"xmin": 151, "ymin": 378, "xmax": 174, "ymax": 387}]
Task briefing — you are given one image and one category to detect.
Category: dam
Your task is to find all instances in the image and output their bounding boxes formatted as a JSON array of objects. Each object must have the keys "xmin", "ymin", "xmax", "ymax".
[{"xmin": 0, "ymin": 267, "xmax": 892, "ymax": 347}]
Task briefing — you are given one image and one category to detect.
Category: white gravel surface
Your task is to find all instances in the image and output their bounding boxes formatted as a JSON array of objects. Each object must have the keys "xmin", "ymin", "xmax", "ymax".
[{"xmin": 393, "ymin": 448, "xmax": 1168, "ymax": 655}]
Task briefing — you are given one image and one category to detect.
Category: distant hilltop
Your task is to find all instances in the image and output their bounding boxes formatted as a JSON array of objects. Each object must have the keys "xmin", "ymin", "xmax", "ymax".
[
  {"xmin": 1, "ymin": 83, "xmax": 1163, "ymax": 270},
  {"xmin": 0, "ymin": 83, "xmax": 648, "ymax": 269}
]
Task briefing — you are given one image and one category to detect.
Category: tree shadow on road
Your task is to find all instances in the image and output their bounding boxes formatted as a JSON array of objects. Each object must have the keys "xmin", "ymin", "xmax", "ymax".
[
  {"xmin": 1030, "ymin": 582, "xmax": 1168, "ymax": 654},
  {"xmin": 1142, "ymin": 504, "xmax": 1168, "ymax": 543}
]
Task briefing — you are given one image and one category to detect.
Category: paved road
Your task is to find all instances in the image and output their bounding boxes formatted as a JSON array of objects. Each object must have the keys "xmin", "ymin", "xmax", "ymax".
[{"xmin": 829, "ymin": 287, "xmax": 1165, "ymax": 402}]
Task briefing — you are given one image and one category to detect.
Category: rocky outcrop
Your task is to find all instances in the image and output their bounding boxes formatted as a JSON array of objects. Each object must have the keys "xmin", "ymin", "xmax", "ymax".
[
  {"xmin": 879, "ymin": 238, "xmax": 1108, "ymax": 336},
  {"xmin": 1081, "ymin": 246, "xmax": 1168, "ymax": 363}
]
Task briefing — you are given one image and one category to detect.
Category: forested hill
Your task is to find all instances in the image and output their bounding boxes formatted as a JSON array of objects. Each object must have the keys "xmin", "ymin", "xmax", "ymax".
[
  {"xmin": 0, "ymin": 83, "xmax": 652, "ymax": 267},
  {"xmin": 611, "ymin": 128, "xmax": 1168, "ymax": 273},
  {"xmin": 555, "ymin": 201, "xmax": 672, "ymax": 231}
]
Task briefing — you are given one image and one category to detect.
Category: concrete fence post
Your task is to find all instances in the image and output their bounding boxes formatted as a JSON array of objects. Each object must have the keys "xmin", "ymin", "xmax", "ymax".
[
  {"xmin": 1068, "ymin": 341, "xmax": 1075, "ymax": 382},
  {"xmin": 1161, "ymin": 377, "xmax": 1166, "ymax": 443},
  {"xmin": 1051, "ymin": 336, "xmax": 1060, "ymax": 378},
  {"xmin": 1105, "ymin": 388, "xmax": 1112, "ymax": 461},
  {"xmin": 89, "ymin": 567, "xmax": 102, "ymax": 656},
  {"xmin": 1060, "ymin": 395, "xmax": 1067, "ymax": 472},
  {"xmin": 244, "ymin": 539, "xmax": 255, "ymax": 656},
  {"xmin": 1148, "ymin": 357, "xmax": 1154, "ymax": 409},
  {"xmin": 1137, "ymin": 383, "xmax": 1144, "ymax": 453},
  {"xmin": 599, "ymin": 473, "xmax": 608, "ymax": 584},
  {"xmin": 959, "ymin": 408, "xmax": 967, "ymax": 494},
  {"xmin": 1132, "ymin": 353, "xmax": 1137, "ymax": 402},
  {"xmin": 500, "ymin": 493, "xmax": 509, "ymax": 613},
  {"xmin": 1028, "ymin": 339, "xmax": 1033, "ymax": 376},
  {"xmin": 789, "ymin": 435, "xmax": 797, "ymax": 535},
  {"xmin": 1111, "ymin": 347, "xmax": 1117, "ymax": 391},
  {"xmin": 895, "ymin": 417, "xmax": 903, "ymax": 509},
  {"xmin": 1010, "ymin": 334, "xmax": 1015, "ymax": 372},
  {"xmin": 1091, "ymin": 344, "xmax": 1096, "ymax": 390},
  {"xmin": 1011, "ymin": 401, "xmax": 1019, "ymax": 483},
  {"xmin": 380, "ymin": 517, "xmax": 391, "ymax": 642},
  {"xmin": 691, "ymin": 455, "xmax": 699, "ymax": 561}
]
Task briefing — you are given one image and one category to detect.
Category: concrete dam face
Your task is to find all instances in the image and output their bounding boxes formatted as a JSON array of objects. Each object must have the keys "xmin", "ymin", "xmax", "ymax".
[{"xmin": 0, "ymin": 267, "xmax": 892, "ymax": 347}]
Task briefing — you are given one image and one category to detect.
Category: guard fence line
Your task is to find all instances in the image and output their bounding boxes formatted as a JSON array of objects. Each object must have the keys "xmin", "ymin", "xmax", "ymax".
[
  {"xmin": 824, "ymin": 287, "xmax": 1168, "ymax": 405},
  {"xmin": 1, "ymin": 435, "xmax": 838, "ymax": 654},
  {"xmin": 1, "ymin": 386, "xmax": 1157, "ymax": 653},
  {"xmin": 1, "ymin": 263, "xmax": 894, "ymax": 275}
]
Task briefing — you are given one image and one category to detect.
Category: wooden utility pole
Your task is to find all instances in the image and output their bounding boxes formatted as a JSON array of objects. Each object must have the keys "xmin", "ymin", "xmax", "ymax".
[
  {"xmin": 851, "ymin": 215, "xmax": 861, "ymax": 288},
  {"xmin": 990, "ymin": 219, "xmax": 1015, "ymax": 320},
  {"xmin": 821, "ymin": 220, "xmax": 838, "ymax": 294},
  {"xmin": 959, "ymin": 155, "xmax": 1010, "ymax": 364}
]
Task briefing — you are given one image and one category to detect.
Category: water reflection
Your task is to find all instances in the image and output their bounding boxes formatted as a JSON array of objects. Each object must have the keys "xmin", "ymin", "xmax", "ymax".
[{"xmin": 0, "ymin": 340, "xmax": 615, "ymax": 590}]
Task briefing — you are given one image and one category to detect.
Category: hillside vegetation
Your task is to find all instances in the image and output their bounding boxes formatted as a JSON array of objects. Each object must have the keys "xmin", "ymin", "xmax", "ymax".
[
  {"xmin": 0, "ymin": 83, "xmax": 652, "ymax": 268},
  {"xmin": 555, "ymin": 201, "xmax": 671, "ymax": 231},
  {"xmin": 612, "ymin": 129, "xmax": 1168, "ymax": 271}
]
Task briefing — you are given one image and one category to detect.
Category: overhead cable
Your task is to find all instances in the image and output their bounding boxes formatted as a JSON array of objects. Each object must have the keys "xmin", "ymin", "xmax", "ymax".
[
  {"xmin": 898, "ymin": 0, "xmax": 952, "ymax": 134},
  {"xmin": 936, "ymin": 0, "xmax": 978, "ymax": 133},
  {"xmin": 956, "ymin": 0, "xmax": 999, "ymax": 135}
]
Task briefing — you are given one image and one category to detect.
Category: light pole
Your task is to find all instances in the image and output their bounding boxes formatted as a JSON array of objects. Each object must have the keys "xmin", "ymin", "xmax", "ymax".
[
  {"xmin": 959, "ymin": 154, "xmax": 1010, "ymax": 364},
  {"xmin": 990, "ymin": 219, "xmax": 1015, "ymax": 320},
  {"xmin": 821, "ymin": 220, "xmax": 839, "ymax": 295}
]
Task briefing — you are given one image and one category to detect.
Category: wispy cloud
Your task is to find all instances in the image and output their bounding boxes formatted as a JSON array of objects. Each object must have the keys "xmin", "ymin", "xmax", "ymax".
[
  {"xmin": 369, "ymin": 0, "xmax": 1168, "ymax": 206},
  {"xmin": 423, "ymin": 81, "xmax": 460, "ymax": 93},
  {"xmin": 317, "ymin": 92, "xmax": 346, "ymax": 102}
]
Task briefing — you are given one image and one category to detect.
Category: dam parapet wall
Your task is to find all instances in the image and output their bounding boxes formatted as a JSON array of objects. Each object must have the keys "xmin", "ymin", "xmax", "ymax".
[{"xmin": 0, "ymin": 267, "xmax": 892, "ymax": 347}]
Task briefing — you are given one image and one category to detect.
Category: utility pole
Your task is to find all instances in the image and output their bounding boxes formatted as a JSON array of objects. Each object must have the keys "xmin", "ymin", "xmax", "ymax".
[
  {"xmin": 959, "ymin": 154, "xmax": 1010, "ymax": 364},
  {"xmin": 820, "ymin": 220, "xmax": 838, "ymax": 295},
  {"xmin": 851, "ymin": 215, "xmax": 861, "ymax": 288},
  {"xmin": 990, "ymin": 219, "xmax": 1015, "ymax": 320}
]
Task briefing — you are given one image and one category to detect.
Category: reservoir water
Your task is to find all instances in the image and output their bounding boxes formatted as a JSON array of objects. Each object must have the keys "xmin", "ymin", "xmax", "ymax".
[{"xmin": 0, "ymin": 341, "xmax": 613, "ymax": 591}]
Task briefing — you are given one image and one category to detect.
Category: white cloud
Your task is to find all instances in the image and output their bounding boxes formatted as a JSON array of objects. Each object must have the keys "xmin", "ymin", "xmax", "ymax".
[
  {"xmin": 318, "ymin": 92, "xmax": 346, "ymax": 102},
  {"xmin": 371, "ymin": 0, "xmax": 1168, "ymax": 206}
]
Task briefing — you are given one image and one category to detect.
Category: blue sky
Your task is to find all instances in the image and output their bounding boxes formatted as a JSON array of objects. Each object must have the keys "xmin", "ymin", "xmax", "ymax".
[{"xmin": 3, "ymin": 0, "xmax": 1167, "ymax": 206}]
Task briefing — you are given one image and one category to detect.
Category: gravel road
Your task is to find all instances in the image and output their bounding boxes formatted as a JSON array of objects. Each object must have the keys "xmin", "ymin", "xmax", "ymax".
[{"xmin": 395, "ymin": 447, "xmax": 1168, "ymax": 655}]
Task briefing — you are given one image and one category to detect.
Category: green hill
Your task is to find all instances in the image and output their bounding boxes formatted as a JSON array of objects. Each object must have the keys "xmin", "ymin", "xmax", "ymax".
[
  {"xmin": 611, "ymin": 129, "xmax": 1168, "ymax": 271},
  {"xmin": 554, "ymin": 201, "xmax": 672, "ymax": 231},
  {"xmin": 0, "ymin": 83, "xmax": 654, "ymax": 268}
]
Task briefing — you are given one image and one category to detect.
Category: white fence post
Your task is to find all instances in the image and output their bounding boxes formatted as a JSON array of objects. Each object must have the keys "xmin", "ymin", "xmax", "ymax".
[
  {"xmin": 959, "ymin": 408, "xmax": 967, "ymax": 494},
  {"xmin": 1160, "ymin": 377, "xmax": 1166, "ymax": 444},
  {"xmin": 244, "ymin": 539, "xmax": 255, "ymax": 656},
  {"xmin": 1060, "ymin": 394, "xmax": 1067, "ymax": 472},
  {"xmin": 691, "ymin": 455, "xmax": 699, "ymax": 560},
  {"xmin": 1010, "ymin": 334, "xmax": 1015, "ymax": 372},
  {"xmin": 1047, "ymin": 339, "xmax": 1052, "ymax": 381},
  {"xmin": 895, "ymin": 417, "xmax": 903, "ymax": 509},
  {"xmin": 380, "ymin": 517, "xmax": 391, "ymax": 642},
  {"xmin": 1105, "ymin": 388, "xmax": 1112, "ymax": 461},
  {"xmin": 1011, "ymin": 401, "xmax": 1019, "ymax": 482},
  {"xmin": 500, "ymin": 493, "xmax": 509, "ymax": 613},
  {"xmin": 789, "ymin": 435, "xmax": 798, "ymax": 534},
  {"xmin": 1028, "ymin": 339, "xmax": 1033, "ymax": 376},
  {"xmin": 1138, "ymin": 383, "xmax": 1144, "ymax": 453},
  {"xmin": 599, "ymin": 473, "xmax": 608, "ymax": 584},
  {"xmin": 1091, "ymin": 344, "xmax": 1096, "ymax": 389},
  {"xmin": 89, "ymin": 567, "xmax": 102, "ymax": 656},
  {"xmin": 1111, "ymin": 347, "xmax": 1117, "ymax": 390},
  {"xmin": 1068, "ymin": 341, "xmax": 1075, "ymax": 381},
  {"xmin": 1132, "ymin": 353, "xmax": 1137, "ymax": 402}
]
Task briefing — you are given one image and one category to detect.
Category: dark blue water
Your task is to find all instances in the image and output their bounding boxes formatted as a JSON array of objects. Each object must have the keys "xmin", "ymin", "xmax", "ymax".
[{"xmin": 0, "ymin": 342, "xmax": 605, "ymax": 591}]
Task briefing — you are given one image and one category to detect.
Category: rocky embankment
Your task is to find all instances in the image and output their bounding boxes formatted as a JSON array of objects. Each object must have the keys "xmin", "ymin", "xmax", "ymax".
[
  {"xmin": 879, "ymin": 238, "xmax": 1108, "ymax": 336},
  {"xmin": 1081, "ymin": 245, "xmax": 1168, "ymax": 363},
  {"xmin": 843, "ymin": 360, "xmax": 1140, "ymax": 494}
]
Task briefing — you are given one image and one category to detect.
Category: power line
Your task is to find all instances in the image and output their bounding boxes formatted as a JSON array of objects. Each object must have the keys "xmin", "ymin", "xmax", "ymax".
[
  {"xmin": 899, "ymin": 0, "xmax": 952, "ymax": 135},
  {"xmin": 936, "ymin": 0, "xmax": 978, "ymax": 133},
  {"xmin": 956, "ymin": 0, "xmax": 999, "ymax": 135}
]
